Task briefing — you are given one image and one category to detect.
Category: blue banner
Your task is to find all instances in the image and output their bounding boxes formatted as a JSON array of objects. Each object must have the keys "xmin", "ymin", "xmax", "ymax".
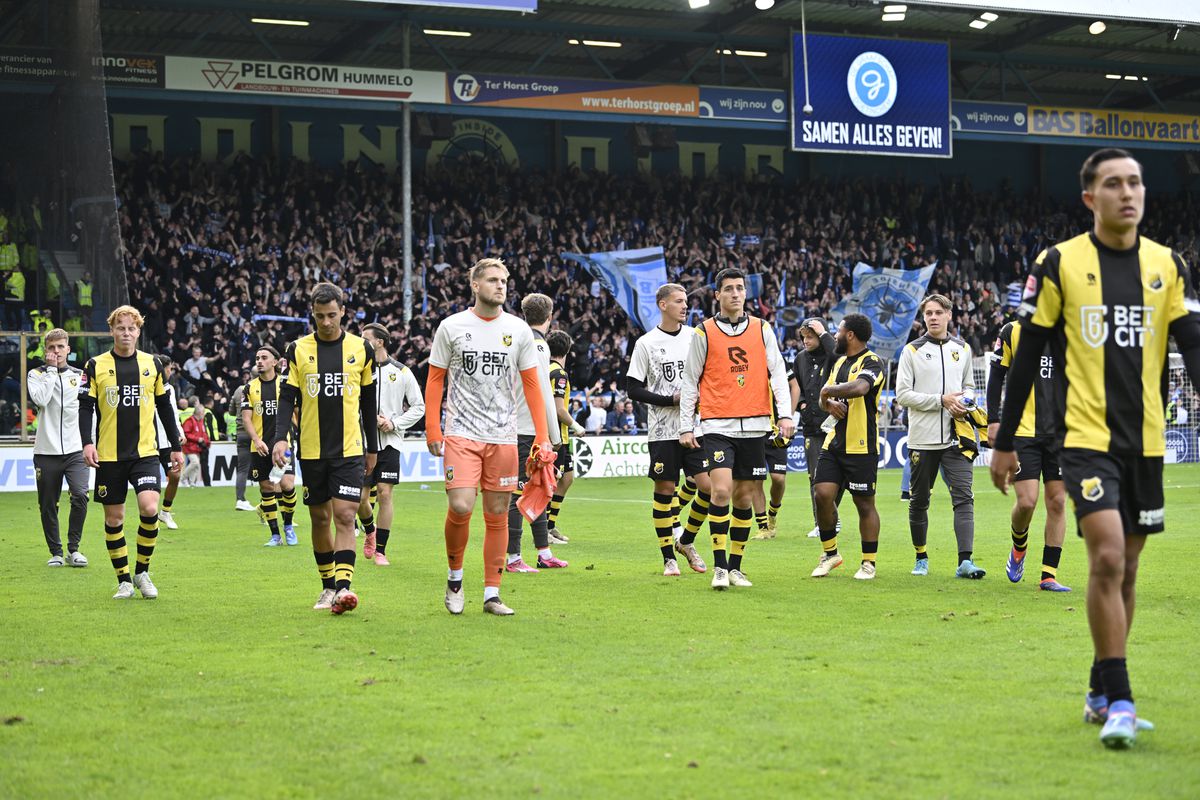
[
  {"xmin": 699, "ymin": 86, "xmax": 787, "ymax": 122},
  {"xmin": 828, "ymin": 262, "xmax": 936, "ymax": 362},
  {"xmin": 562, "ymin": 246, "xmax": 667, "ymax": 332},
  {"xmin": 791, "ymin": 34, "xmax": 951, "ymax": 157},
  {"xmin": 951, "ymin": 101, "xmax": 1028, "ymax": 135}
]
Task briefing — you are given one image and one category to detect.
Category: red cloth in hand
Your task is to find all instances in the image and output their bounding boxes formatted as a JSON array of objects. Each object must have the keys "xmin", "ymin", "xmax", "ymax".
[{"xmin": 516, "ymin": 443, "xmax": 558, "ymax": 522}]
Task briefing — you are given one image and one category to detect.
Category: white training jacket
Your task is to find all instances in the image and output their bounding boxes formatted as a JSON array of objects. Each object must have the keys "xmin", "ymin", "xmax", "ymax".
[
  {"xmin": 678, "ymin": 315, "xmax": 791, "ymax": 438},
  {"xmin": 376, "ymin": 359, "xmax": 426, "ymax": 451},
  {"xmin": 27, "ymin": 364, "xmax": 85, "ymax": 456},
  {"xmin": 895, "ymin": 333, "xmax": 976, "ymax": 450}
]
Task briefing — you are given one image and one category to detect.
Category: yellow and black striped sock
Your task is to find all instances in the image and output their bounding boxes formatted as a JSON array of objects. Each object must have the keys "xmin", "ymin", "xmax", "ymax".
[
  {"xmin": 768, "ymin": 499, "xmax": 782, "ymax": 522},
  {"xmin": 280, "ymin": 489, "xmax": 297, "ymax": 526},
  {"xmin": 681, "ymin": 491, "xmax": 710, "ymax": 546},
  {"xmin": 334, "ymin": 549, "xmax": 356, "ymax": 591},
  {"xmin": 820, "ymin": 527, "xmax": 839, "ymax": 557},
  {"xmin": 914, "ymin": 544, "xmax": 927, "ymax": 562},
  {"xmin": 359, "ymin": 511, "xmax": 376, "ymax": 537},
  {"xmin": 161, "ymin": 496, "xmax": 173, "ymax": 513},
  {"xmin": 134, "ymin": 514, "xmax": 158, "ymax": 575},
  {"xmin": 728, "ymin": 506, "xmax": 753, "ymax": 571},
  {"xmin": 754, "ymin": 511, "xmax": 769, "ymax": 533},
  {"xmin": 104, "ymin": 523, "xmax": 130, "ymax": 582},
  {"xmin": 707, "ymin": 503, "xmax": 730, "ymax": 570},
  {"xmin": 1012, "ymin": 526, "xmax": 1029, "ymax": 557},
  {"xmin": 653, "ymin": 492, "xmax": 675, "ymax": 562},
  {"xmin": 862, "ymin": 539, "xmax": 878, "ymax": 565},
  {"xmin": 677, "ymin": 476, "xmax": 697, "ymax": 508},
  {"xmin": 375, "ymin": 527, "xmax": 390, "ymax": 555},
  {"xmin": 261, "ymin": 490, "xmax": 280, "ymax": 538},
  {"xmin": 1041, "ymin": 546, "xmax": 1062, "ymax": 582},
  {"xmin": 314, "ymin": 550, "xmax": 336, "ymax": 590},
  {"xmin": 548, "ymin": 494, "xmax": 565, "ymax": 528},
  {"xmin": 369, "ymin": 485, "xmax": 378, "ymax": 510}
]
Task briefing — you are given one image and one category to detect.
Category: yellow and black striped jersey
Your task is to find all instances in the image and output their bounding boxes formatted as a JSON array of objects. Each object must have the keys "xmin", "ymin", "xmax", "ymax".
[
  {"xmin": 990, "ymin": 320, "xmax": 1061, "ymax": 439},
  {"xmin": 283, "ymin": 332, "xmax": 375, "ymax": 460},
  {"xmin": 241, "ymin": 374, "xmax": 280, "ymax": 442},
  {"xmin": 84, "ymin": 349, "xmax": 168, "ymax": 461},
  {"xmin": 550, "ymin": 361, "xmax": 571, "ymax": 444},
  {"xmin": 1019, "ymin": 232, "xmax": 1194, "ymax": 455},
  {"xmin": 822, "ymin": 349, "xmax": 885, "ymax": 456}
]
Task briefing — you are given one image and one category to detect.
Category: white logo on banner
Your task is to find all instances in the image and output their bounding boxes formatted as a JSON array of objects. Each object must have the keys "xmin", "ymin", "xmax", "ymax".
[
  {"xmin": 846, "ymin": 51, "xmax": 898, "ymax": 118},
  {"xmin": 453, "ymin": 74, "xmax": 480, "ymax": 102}
]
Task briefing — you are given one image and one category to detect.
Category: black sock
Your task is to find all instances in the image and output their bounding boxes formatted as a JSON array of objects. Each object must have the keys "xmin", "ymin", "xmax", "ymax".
[
  {"xmin": 376, "ymin": 527, "xmax": 390, "ymax": 555},
  {"xmin": 1098, "ymin": 657, "xmax": 1132, "ymax": 704},
  {"xmin": 958, "ymin": 550, "xmax": 972, "ymax": 564},
  {"xmin": 1041, "ymin": 545, "xmax": 1062, "ymax": 582},
  {"xmin": 1089, "ymin": 659, "xmax": 1104, "ymax": 697},
  {"xmin": 448, "ymin": 578, "xmax": 463, "ymax": 592},
  {"xmin": 819, "ymin": 527, "xmax": 838, "ymax": 558}
]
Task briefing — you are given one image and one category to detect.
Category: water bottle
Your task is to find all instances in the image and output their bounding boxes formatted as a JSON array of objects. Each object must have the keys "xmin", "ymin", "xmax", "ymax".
[{"xmin": 269, "ymin": 449, "xmax": 292, "ymax": 483}]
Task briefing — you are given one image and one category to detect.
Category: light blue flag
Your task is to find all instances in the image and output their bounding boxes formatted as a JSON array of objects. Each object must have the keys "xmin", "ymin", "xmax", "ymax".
[
  {"xmin": 561, "ymin": 246, "xmax": 667, "ymax": 332},
  {"xmin": 829, "ymin": 262, "xmax": 937, "ymax": 362}
]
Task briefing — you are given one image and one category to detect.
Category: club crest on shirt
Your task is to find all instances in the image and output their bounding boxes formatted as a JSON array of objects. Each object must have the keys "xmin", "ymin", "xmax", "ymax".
[
  {"xmin": 143, "ymin": 368, "xmax": 150, "ymax": 376},
  {"xmin": 951, "ymin": 350, "xmax": 961, "ymax": 362},
  {"xmin": 1080, "ymin": 476, "xmax": 1104, "ymax": 502},
  {"xmin": 388, "ymin": 372, "xmax": 397, "ymax": 382},
  {"xmin": 69, "ymin": 378, "xmax": 77, "ymax": 387},
  {"xmin": 737, "ymin": 374, "xmax": 745, "ymax": 387},
  {"xmin": 348, "ymin": 355, "xmax": 356, "ymax": 364},
  {"xmin": 1147, "ymin": 273, "xmax": 1163, "ymax": 291},
  {"xmin": 502, "ymin": 334, "xmax": 513, "ymax": 347},
  {"xmin": 305, "ymin": 373, "xmax": 321, "ymax": 399}
]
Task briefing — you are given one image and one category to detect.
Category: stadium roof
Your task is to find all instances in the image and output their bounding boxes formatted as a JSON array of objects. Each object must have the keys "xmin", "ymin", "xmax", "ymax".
[{"xmin": 5, "ymin": 0, "xmax": 1199, "ymax": 111}]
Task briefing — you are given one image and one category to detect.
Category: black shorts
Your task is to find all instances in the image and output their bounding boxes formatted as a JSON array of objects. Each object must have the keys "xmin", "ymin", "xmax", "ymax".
[
  {"xmin": 300, "ymin": 456, "xmax": 365, "ymax": 506},
  {"xmin": 555, "ymin": 443, "xmax": 574, "ymax": 474},
  {"xmin": 813, "ymin": 450, "xmax": 878, "ymax": 496},
  {"xmin": 372, "ymin": 446, "xmax": 401, "ymax": 485},
  {"xmin": 248, "ymin": 453, "xmax": 275, "ymax": 483},
  {"xmin": 648, "ymin": 438, "xmax": 710, "ymax": 482},
  {"xmin": 158, "ymin": 448, "xmax": 174, "ymax": 474},
  {"xmin": 704, "ymin": 433, "xmax": 767, "ymax": 482},
  {"xmin": 1061, "ymin": 448, "xmax": 1164, "ymax": 535},
  {"xmin": 94, "ymin": 456, "xmax": 161, "ymax": 505},
  {"xmin": 1013, "ymin": 437, "xmax": 1062, "ymax": 483},
  {"xmin": 765, "ymin": 441, "xmax": 789, "ymax": 475}
]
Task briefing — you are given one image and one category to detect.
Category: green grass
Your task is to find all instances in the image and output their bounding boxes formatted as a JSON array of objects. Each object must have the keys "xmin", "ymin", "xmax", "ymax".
[{"xmin": 2, "ymin": 466, "xmax": 1199, "ymax": 799}]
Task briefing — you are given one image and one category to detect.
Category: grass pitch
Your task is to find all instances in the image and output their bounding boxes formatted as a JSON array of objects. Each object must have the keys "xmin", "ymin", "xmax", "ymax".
[{"xmin": 2, "ymin": 467, "xmax": 1199, "ymax": 799}]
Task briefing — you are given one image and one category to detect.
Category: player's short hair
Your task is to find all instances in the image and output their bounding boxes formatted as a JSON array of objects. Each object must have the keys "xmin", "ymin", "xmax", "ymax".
[
  {"xmin": 256, "ymin": 344, "xmax": 280, "ymax": 359},
  {"xmin": 470, "ymin": 257, "xmax": 509, "ymax": 282},
  {"xmin": 43, "ymin": 327, "xmax": 68, "ymax": 346},
  {"xmin": 362, "ymin": 323, "xmax": 391, "ymax": 351},
  {"xmin": 521, "ymin": 293, "xmax": 553, "ymax": 325},
  {"xmin": 841, "ymin": 313, "xmax": 873, "ymax": 344},
  {"xmin": 107, "ymin": 305, "xmax": 144, "ymax": 329},
  {"xmin": 920, "ymin": 294, "xmax": 952, "ymax": 313},
  {"xmin": 656, "ymin": 283, "xmax": 686, "ymax": 303},
  {"xmin": 546, "ymin": 330, "xmax": 573, "ymax": 358},
  {"xmin": 714, "ymin": 267, "xmax": 746, "ymax": 291},
  {"xmin": 1080, "ymin": 147, "xmax": 1140, "ymax": 190},
  {"xmin": 310, "ymin": 282, "xmax": 344, "ymax": 308}
]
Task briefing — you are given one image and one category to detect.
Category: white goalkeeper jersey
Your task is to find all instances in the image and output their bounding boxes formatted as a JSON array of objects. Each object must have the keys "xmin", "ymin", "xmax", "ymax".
[{"xmin": 628, "ymin": 325, "xmax": 696, "ymax": 442}]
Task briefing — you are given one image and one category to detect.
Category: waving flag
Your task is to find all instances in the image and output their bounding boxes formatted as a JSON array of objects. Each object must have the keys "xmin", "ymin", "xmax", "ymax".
[
  {"xmin": 829, "ymin": 262, "xmax": 937, "ymax": 362},
  {"xmin": 561, "ymin": 246, "xmax": 667, "ymax": 332}
]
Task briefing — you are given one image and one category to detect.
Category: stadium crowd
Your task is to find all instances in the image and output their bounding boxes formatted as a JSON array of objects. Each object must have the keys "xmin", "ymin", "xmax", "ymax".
[{"xmin": 4, "ymin": 151, "xmax": 1200, "ymax": 436}]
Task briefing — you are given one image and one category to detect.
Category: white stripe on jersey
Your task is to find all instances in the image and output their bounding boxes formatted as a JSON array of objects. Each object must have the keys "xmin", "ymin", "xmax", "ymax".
[
  {"xmin": 628, "ymin": 326, "xmax": 696, "ymax": 442},
  {"xmin": 430, "ymin": 309, "xmax": 540, "ymax": 445}
]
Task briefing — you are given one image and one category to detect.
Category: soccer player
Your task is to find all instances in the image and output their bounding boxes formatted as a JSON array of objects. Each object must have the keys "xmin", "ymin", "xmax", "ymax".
[
  {"xmin": 794, "ymin": 318, "xmax": 839, "ymax": 537},
  {"xmin": 361, "ymin": 323, "xmax": 425, "ymax": 566},
  {"xmin": 243, "ymin": 346, "xmax": 291, "ymax": 547},
  {"xmin": 679, "ymin": 269, "xmax": 793, "ymax": 589},
  {"xmin": 425, "ymin": 258, "xmax": 554, "ymax": 616},
  {"xmin": 991, "ymin": 148, "xmax": 1200, "ymax": 748},
  {"xmin": 896, "ymin": 294, "xmax": 983, "ymax": 579},
  {"xmin": 546, "ymin": 330, "xmax": 586, "ymax": 544},
  {"xmin": 753, "ymin": 364, "xmax": 799, "ymax": 540},
  {"xmin": 629, "ymin": 283, "xmax": 713, "ymax": 576},
  {"xmin": 153, "ymin": 355, "xmax": 184, "ymax": 531},
  {"xmin": 273, "ymin": 283, "xmax": 378, "ymax": 615},
  {"xmin": 505, "ymin": 293, "xmax": 564, "ymax": 572},
  {"xmin": 79, "ymin": 306, "xmax": 183, "ymax": 599},
  {"xmin": 810, "ymin": 315, "xmax": 885, "ymax": 579},
  {"xmin": 987, "ymin": 318, "xmax": 1071, "ymax": 592},
  {"xmin": 28, "ymin": 328, "xmax": 89, "ymax": 567}
]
